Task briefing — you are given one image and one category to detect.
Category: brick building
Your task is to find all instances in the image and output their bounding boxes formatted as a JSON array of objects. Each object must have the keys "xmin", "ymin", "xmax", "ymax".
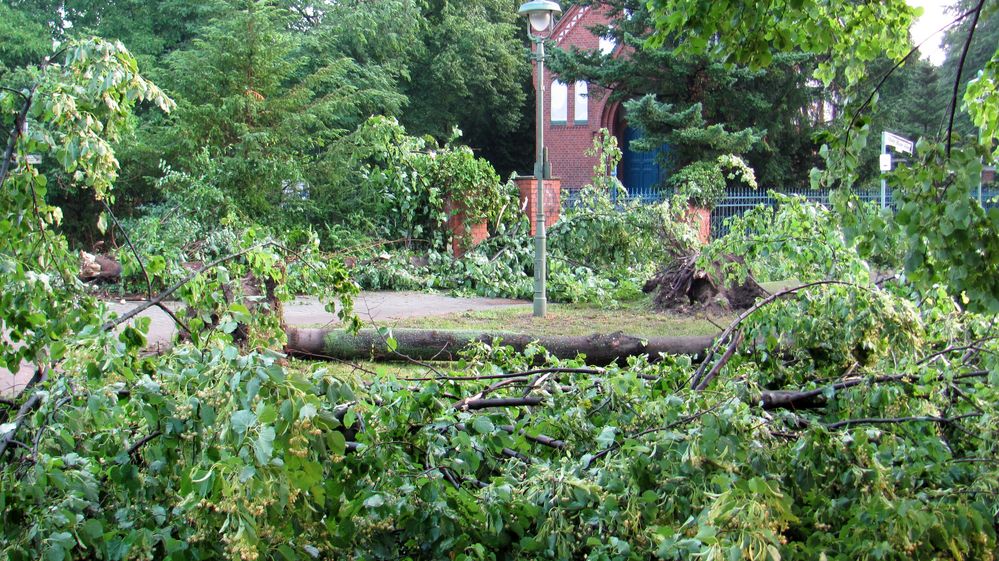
[{"xmin": 532, "ymin": 4, "xmax": 664, "ymax": 200}]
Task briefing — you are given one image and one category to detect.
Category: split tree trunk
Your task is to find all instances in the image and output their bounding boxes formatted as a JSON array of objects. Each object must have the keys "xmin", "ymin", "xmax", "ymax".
[{"xmin": 286, "ymin": 328, "xmax": 715, "ymax": 365}]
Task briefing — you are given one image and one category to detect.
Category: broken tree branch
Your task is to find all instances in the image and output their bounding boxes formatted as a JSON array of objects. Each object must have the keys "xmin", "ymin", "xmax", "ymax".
[
  {"xmin": 0, "ymin": 393, "xmax": 44, "ymax": 461},
  {"xmin": 691, "ymin": 280, "xmax": 872, "ymax": 390}
]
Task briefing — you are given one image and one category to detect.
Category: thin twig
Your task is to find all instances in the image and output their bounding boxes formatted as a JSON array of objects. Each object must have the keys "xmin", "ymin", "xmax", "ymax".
[
  {"xmin": 454, "ymin": 379, "xmax": 524, "ymax": 410},
  {"xmin": 826, "ymin": 412, "xmax": 981, "ymax": 430},
  {"xmin": 155, "ymin": 302, "xmax": 193, "ymax": 337},
  {"xmin": 593, "ymin": 398, "xmax": 733, "ymax": 461},
  {"xmin": 844, "ymin": 6, "xmax": 978, "ymax": 137},
  {"xmin": 100, "ymin": 199, "xmax": 152, "ymax": 300}
]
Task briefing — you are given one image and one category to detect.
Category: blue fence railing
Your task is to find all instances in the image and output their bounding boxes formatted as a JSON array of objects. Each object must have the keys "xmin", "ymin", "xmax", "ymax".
[{"xmin": 562, "ymin": 184, "xmax": 999, "ymax": 238}]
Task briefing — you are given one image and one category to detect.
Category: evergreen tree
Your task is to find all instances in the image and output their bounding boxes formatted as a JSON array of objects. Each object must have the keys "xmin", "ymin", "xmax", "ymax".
[
  {"xmin": 549, "ymin": 0, "xmax": 824, "ymax": 190},
  {"xmin": 625, "ymin": 96, "xmax": 762, "ymax": 207}
]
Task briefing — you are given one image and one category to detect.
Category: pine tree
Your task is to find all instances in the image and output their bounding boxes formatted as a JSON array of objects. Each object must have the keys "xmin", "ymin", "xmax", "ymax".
[
  {"xmin": 549, "ymin": 0, "xmax": 823, "ymax": 190},
  {"xmin": 625, "ymin": 96, "xmax": 762, "ymax": 207}
]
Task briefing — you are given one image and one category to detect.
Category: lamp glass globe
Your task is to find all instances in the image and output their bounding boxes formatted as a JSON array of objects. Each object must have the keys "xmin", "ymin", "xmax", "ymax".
[{"xmin": 529, "ymin": 11, "xmax": 551, "ymax": 32}]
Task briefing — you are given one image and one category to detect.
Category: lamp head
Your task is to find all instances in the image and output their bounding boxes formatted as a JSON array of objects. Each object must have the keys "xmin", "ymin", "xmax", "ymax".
[{"xmin": 518, "ymin": 1, "xmax": 562, "ymax": 33}]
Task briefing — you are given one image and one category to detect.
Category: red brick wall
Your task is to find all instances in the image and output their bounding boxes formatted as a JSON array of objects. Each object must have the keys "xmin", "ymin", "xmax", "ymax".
[
  {"xmin": 515, "ymin": 177, "xmax": 561, "ymax": 235},
  {"xmin": 445, "ymin": 199, "xmax": 489, "ymax": 258},
  {"xmin": 530, "ymin": 5, "xmax": 622, "ymax": 192}
]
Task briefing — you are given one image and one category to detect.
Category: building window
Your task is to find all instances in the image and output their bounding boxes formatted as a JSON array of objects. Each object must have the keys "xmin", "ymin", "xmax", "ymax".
[
  {"xmin": 574, "ymin": 81, "xmax": 588, "ymax": 124},
  {"xmin": 551, "ymin": 81, "xmax": 567, "ymax": 124}
]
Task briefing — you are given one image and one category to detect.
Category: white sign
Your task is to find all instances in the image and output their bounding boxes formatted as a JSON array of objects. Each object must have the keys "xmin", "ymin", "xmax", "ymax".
[
  {"xmin": 879, "ymin": 153, "xmax": 892, "ymax": 172},
  {"xmin": 883, "ymin": 132, "xmax": 914, "ymax": 154}
]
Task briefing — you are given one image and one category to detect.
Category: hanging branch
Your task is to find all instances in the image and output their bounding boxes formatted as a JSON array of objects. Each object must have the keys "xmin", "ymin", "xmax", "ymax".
[
  {"xmin": 0, "ymin": 50, "xmax": 65, "ymax": 191},
  {"xmin": 844, "ymin": 5, "xmax": 981, "ymax": 137},
  {"xmin": 945, "ymin": 0, "xmax": 986, "ymax": 157}
]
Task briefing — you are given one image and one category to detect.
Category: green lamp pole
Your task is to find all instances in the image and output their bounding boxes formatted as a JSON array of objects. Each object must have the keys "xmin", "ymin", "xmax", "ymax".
[{"xmin": 518, "ymin": 0, "xmax": 561, "ymax": 318}]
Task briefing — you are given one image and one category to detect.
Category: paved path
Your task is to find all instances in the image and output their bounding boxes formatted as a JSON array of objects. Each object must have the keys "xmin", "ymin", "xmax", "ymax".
[{"xmin": 2, "ymin": 291, "xmax": 524, "ymax": 396}]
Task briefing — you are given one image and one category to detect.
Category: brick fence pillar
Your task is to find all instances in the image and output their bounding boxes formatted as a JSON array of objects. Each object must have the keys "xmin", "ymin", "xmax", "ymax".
[
  {"xmin": 687, "ymin": 205, "xmax": 711, "ymax": 244},
  {"xmin": 515, "ymin": 176, "xmax": 561, "ymax": 236},
  {"xmin": 445, "ymin": 199, "xmax": 489, "ymax": 258}
]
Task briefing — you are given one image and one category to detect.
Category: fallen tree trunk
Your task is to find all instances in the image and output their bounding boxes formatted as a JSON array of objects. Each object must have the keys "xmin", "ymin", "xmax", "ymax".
[{"xmin": 286, "ymin": 328, "xmax": 715, "ymax": 365}]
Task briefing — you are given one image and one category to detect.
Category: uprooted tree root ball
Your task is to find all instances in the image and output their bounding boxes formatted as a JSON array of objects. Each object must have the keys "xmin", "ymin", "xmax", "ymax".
[{"xmin": 644, "ymin": 252, "xmax": 767, "ymax": 312}]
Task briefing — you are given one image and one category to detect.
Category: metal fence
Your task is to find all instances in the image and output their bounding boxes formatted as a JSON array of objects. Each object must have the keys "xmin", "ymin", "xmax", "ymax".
[
  {"xmin": 563, "ymin": 183, "xmax": 999, "ymax": 237},
  {"xmin": 708, "ymin": 185, "xmax": 883, "ymax": 236}
]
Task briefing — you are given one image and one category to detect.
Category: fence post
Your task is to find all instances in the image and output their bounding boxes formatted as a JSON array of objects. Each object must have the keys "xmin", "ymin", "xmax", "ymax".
[{"xmin": 880, "ymin": 132, "xmax": 888, "ymax": 209}]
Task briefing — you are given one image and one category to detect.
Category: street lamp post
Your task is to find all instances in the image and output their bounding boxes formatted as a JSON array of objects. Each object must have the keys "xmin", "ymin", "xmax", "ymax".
[{"xmin": 518, "ymin": 0, "xmax": 561, "ymax": 318}]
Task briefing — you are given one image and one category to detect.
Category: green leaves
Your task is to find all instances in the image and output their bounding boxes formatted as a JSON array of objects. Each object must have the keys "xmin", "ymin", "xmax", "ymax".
[
  {"xmin": 254, "ymin": 425, "xmax": 276, "ymax": 464},
  {"xmin": 646, "ymin": 0, "xmax": 916, "ymax": 88},
  {"xmin": 231, "ymin": 409, "xmax": 256, "ymax": 434}
]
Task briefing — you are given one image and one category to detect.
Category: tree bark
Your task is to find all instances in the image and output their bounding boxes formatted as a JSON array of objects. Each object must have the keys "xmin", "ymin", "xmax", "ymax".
[{"xmin": 286, "ymin": 328, "xmax": 715, "ymax": 365}]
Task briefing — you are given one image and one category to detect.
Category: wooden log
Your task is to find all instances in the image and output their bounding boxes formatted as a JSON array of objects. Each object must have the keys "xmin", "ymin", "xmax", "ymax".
[{"xmin": 286, "ymin": 328, "xmax": 715, "ymax": 365}]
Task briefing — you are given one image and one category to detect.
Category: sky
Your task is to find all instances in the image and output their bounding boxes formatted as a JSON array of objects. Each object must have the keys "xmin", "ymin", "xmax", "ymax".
[{"xmin": 908, "ymin": 0, "xmax": 954, "ymax": 65}]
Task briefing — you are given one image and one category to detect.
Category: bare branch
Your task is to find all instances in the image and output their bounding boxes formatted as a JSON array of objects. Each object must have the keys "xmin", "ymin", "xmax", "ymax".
[
  {"xmin": 593, "ymin": 398, "xmax": 733, "ymax": 461},
  {"xmin": 497, "ymin": 424, "xmax": 565, "ymax": 449},
  {"xmin": 693, "ymin": 330, "xmax": 743, "ymax": 391},
  {"xmin": 405, "ymin": 367, "xmax": 605, "ymax": 383}
]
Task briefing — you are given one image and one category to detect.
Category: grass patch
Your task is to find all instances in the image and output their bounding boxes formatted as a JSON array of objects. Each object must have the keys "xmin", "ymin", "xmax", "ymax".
[
  {"xmin": 287, "ymin": 357, "xmax": 433, "ymax": 380},
  {"xmin": 384, "ymin": 296, "xmax": 728, "ymax": 338}
]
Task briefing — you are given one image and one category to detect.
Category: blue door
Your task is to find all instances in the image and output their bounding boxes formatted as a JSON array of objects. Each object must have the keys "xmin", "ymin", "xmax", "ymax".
[{"xmin": 619, "ymin": 126, "xmax": 668, "ymax": 203}]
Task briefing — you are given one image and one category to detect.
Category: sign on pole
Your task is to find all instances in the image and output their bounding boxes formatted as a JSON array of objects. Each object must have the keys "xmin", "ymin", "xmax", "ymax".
[
  {"xmin": 880, "ymin": 131, "xmax": 914, "ymax": 209},
  {"xmin": 879, "ymin": 153, "xmax": 892, "ymax": 172},
  {"xmin": 883, "ymin": 132, "xmax": 914, "ymax": 154}
]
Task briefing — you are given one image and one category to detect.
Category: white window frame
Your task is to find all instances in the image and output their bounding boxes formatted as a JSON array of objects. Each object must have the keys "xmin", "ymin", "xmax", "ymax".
[
  {"xmin": 550, "ymin": 81, "xmax": 568, "ymax": 124},
  {"xmin": 574, "ymin": 81, "xmax": 588, "ymax": 124}
]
